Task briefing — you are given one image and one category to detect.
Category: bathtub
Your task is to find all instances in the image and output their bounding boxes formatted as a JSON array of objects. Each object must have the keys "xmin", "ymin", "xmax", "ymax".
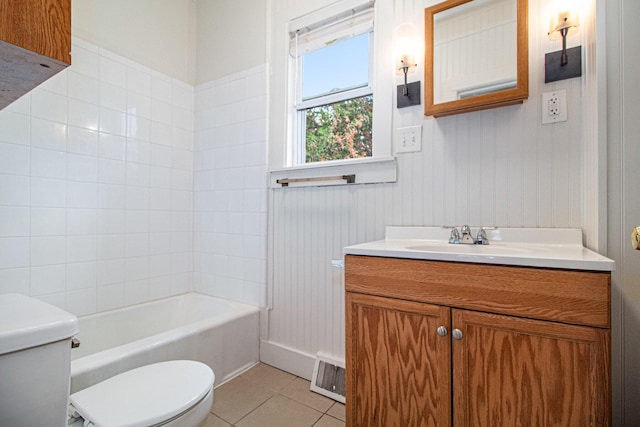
[{"xmin": 70, "ymin": 292, "xmax": 259, "ymax": 394}]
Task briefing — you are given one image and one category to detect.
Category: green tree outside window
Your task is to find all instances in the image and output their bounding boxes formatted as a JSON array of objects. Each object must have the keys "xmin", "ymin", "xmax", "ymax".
[{"xmin": 304, "ymin": 95, "xmax": 373, "ymax": 163}]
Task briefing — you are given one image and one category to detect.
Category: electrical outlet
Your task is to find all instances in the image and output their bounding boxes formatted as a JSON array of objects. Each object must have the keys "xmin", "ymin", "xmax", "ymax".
[
  {"xmin": 542, "ymin": 89, "xmax": 568, "ymax": 124},
  {"xmin": 395, "ymin": 125, "xmax": 422, "ymax": 153}
]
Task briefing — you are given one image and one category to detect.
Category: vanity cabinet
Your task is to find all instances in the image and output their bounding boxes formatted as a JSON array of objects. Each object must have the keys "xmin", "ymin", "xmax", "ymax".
[
  {"xmin": 0, "ymin": 0, "xmax": 71, "ymax": 109},
  {"xmin": 345, "ymin": 255, "xmax": 611, "ymax": 426}
]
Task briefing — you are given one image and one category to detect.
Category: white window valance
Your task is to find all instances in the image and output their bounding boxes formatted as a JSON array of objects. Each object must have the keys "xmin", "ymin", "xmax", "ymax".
[{"xmin": 288, "ymin": 1, "xmax": 375, "ymax": 57}]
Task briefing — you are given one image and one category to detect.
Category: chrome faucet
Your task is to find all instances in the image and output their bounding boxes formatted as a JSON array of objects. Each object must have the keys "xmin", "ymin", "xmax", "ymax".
[{"xmin": 442, "ymin": 225, "xmax": 496, "ymax": 245}]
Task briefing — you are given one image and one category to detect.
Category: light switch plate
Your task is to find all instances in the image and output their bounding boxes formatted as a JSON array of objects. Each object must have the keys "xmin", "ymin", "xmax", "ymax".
[
  {"xmin": 542, "ymin": 89, "xmax": 567, "ymax": 124},
  {"xmin": 395, "ymin": 125, "xmax": 422, "ymax": 153}
]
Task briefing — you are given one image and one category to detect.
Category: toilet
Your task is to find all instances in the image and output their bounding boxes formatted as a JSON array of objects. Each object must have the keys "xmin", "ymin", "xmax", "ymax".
[
  {"xmin": 67, "ymin": 360, "xmax": 214, "ymax": 427},
  {"xmin": 0, "ymin": 294, "xmax": 214, "ymax": 427}
]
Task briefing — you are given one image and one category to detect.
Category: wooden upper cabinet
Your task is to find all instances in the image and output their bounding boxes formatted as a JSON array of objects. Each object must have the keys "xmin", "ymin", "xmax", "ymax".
[
  {"xmin": 0, "ymin": 0, "xmax": 71, "ymax": 109},
  {"xmin": 0, "ymin": 0, "xmax": 71, "ymax": 63}
]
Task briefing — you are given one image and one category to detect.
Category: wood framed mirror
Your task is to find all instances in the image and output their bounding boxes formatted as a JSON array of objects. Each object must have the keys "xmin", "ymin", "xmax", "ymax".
[{"xmin": 424, "ymin": 0, "xmax": 528, "ymax": 117}]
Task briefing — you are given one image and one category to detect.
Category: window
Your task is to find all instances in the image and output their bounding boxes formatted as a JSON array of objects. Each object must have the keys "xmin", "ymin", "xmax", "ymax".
[
  {"xmin": 269, "ymin": 0, "xmax": 396, "ymax": 187},
  {"xmin": 290, "ymin": 3, "xmax": 375, "ymax": 165}
]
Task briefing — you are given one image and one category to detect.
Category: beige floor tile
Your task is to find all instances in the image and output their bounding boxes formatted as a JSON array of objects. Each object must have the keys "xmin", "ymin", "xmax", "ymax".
[
  {"xmin": 203, "ymin": 413, "xmax": 231, "ymax": 427},
  {"xmin": 211, "ymin": 376, "xmax": 274, "ymax": 424},
  {"xmin": 327, "ymin": 402, "xmax": 346, "ymax": 421},
  {"xmin": 313, "ymin": 414, "xmax": 345, "ymax": 427},
  {"xmin": 236, "ymin": 394, "xmax": 323, "ymax": 427},
  {"xmin": 240, "ymin": 362, "xmax": 297, "ymax": 392},
  {"xmin": 279, "ymin": 377, "xmax": 334, "ymax": 412}
]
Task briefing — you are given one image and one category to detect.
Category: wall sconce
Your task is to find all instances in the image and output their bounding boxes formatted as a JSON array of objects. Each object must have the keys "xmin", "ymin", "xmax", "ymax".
[
  {"xmin": 395, "ymin": 24, "xmax": 421, "ymax": 108},
  {"xmin": 545, "ymin": 8, "xmax": 581, "ymax": 83}
]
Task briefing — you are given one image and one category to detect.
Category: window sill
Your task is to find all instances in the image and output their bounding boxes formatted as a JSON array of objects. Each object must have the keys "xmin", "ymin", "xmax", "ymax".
[{"xmin": 269, "ymin": 157, "xmax": 397, "ymax": 188}]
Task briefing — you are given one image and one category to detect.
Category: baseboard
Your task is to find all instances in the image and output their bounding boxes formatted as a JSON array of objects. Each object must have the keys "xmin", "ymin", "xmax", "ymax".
[{"xmin": 259, "ymin": 340, "xmax": 316, "ymax": 381}]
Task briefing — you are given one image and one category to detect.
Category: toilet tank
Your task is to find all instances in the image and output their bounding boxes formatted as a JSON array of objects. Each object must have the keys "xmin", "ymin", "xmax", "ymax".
[{"xmin": 0, "ymin": 294, "xmax": 79, "ymax": 427}]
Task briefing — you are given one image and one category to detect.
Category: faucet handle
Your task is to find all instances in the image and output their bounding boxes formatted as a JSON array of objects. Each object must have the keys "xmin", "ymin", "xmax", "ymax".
[
  {"xmin": 441, "ymin": 226, "xmax": 460, "ymax": 244},
  {"xmin": 475, "ymin": 226, "xmax": 497, "ymax": 245}
]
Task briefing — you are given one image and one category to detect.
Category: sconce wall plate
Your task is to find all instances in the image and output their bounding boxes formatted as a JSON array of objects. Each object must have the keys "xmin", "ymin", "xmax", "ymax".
[
  {"xmin": 397, "ymin": 81, "xmax": 421, "ymax": 108},
  {"xmin": 545, "ymin": 46, "xmax": 582, "ymax": 83}
]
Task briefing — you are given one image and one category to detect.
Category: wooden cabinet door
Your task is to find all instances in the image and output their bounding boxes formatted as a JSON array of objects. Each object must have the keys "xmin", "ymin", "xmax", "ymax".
[
  {"xmin": 452, "ymin": 309, "xmax": 610, "ymax": 427},
  {"xmin": 346, "ymin": 292, "xmax": 452, "ymax": 427}
]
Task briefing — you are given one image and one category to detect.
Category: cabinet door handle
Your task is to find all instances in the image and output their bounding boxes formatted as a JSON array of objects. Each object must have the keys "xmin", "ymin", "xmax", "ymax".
[
  {"xmin": 452, "ymin": 329, "xmax": 463, "ymax": 340},
  {"xmin": 437, "ymin": 326, "xmax": 448, "ymax": 337}
]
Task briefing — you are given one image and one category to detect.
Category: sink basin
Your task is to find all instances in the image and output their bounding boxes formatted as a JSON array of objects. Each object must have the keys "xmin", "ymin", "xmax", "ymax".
[{"xmin": 405, "ymin": 243, "xmax": 550, "ymax": 255}]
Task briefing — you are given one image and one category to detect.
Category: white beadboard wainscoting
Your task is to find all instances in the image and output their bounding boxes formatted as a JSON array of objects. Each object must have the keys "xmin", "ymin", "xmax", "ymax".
[
  {"xmin": 262, "ymin": 103, "xmax": 587, "ymax": 377},
  {"xmin": 261, "ymin": 0, "xmax": 603, "ymax": 378}
]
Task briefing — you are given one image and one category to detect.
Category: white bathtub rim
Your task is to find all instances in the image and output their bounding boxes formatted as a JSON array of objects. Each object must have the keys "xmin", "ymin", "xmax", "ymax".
[
  {"xmin": 73, "ymin": 292, "xmax": 256, "ymax": 326},
  {"xmin": 71, "ymin": 293, "xmax": 259, "ymax": 379}
]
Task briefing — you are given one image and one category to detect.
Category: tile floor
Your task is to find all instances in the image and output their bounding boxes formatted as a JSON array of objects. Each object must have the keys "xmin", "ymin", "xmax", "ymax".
[{"xmin": 204, "ymin": 363, "xmax": 345, "ymax": 427}]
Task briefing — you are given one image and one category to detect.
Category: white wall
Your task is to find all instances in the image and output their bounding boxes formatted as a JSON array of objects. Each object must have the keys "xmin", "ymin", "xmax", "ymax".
[
  {"xmin": 72, "ymin": 0, "xmax": 197, "ymax": 84},
  {"xmin": 195, "ymin": 0, "xmax": 268, "ymax": 84},
  {"xmin": 261, "ymin": 0, "xmax": 602, "ymax": 379},
  {"xmin": 0, "ymin": 39, "xmax": 194, "ymax": 315},
  {"xmin": 606, "ymin": 0, "xmax": 640, "ymax": 424}
]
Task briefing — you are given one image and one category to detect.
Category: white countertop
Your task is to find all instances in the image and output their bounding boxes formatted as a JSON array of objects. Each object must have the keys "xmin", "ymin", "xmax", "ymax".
[{"xmin": 344, "ymin": 227, "xmax": 615, "ymax": 271}]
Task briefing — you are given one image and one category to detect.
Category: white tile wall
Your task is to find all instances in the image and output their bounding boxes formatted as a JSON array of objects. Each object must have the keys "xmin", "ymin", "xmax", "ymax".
[
  {"xmin": 0, "ymin": 38, "xmax": 194, "ymax": 315},
  {"xmin": 193, "ymin": 65, "xmax": 268, "ymax": 307},
  {"xmin": 0, "ymin": 238, "xmax": 30, "ymax": 269}
]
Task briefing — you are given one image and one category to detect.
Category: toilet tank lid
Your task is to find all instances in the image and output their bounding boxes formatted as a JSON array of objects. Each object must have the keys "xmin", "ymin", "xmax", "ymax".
[
  {"xmin": 70, "ymin": 360, "xmax": 215, "ymax": 427},
  {"xmin": 0, "ymin": 293, "xmax": 79, "ymax": 355}
]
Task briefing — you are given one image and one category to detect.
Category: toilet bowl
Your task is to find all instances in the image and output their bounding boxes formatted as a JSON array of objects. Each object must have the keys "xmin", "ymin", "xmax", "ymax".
[
  {"xmin": 68, "ymin": 360, "xmax": 214, "ymax": 427},
  {"xmin": 0, "ymin": 294, "xmax": 214, "ymax": 427}
]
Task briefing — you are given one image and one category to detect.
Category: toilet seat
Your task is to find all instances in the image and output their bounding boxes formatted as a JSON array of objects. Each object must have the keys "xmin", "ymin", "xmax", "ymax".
[{"xmin": 69, "ymin": 360, "xmax": 214, "ymax": 427}]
